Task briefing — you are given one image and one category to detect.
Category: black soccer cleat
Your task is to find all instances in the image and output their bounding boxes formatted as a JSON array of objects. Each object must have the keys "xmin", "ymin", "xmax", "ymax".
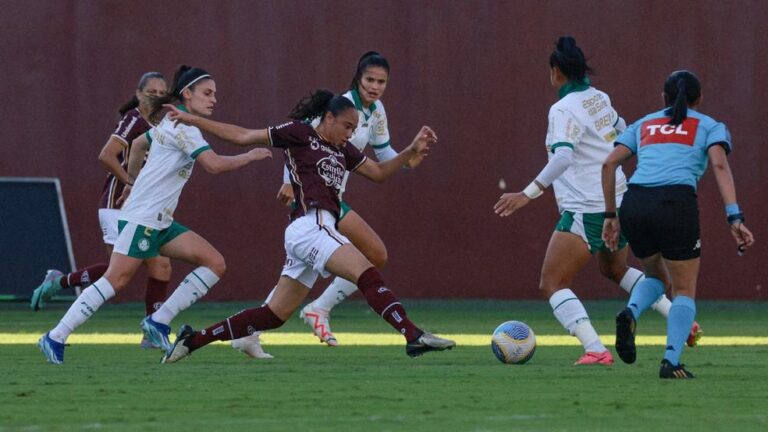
[
  {"xmin": 615, "ymin": 307, "xmax": 637, "ymax": 364},
  {"xmin": 659, "ymin": 359, "xmax": 695, "ymax": 379},
  {"xmin": 161, "ymin": 324, "xmax": 196, "ymax": 364},
  {"xmin": 405, "ymin": 332, "xmax": 456, "ymax": 357}
]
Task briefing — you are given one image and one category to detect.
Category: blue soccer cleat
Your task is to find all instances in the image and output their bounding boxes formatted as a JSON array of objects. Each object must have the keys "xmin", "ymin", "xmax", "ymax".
[
  {"xmin": 140, "ymin": 316, "xmax": 172, "ymax": 353},
  {"xmin": 38, "ymin": 332, "xmax": 65, "ymax": 364}
]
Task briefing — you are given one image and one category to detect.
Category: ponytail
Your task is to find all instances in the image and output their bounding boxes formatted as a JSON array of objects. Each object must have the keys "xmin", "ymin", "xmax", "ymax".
[
  {"xmin": 549, "ymin": 36, "xmax": 593, "ymax": 82},
  {"xmin": 663, "ymin": 70, "xmax": 701, "ymax": 126},
  {"xmin": 289, "ymin": 89, "xmax": 354, "ymax": 121}
]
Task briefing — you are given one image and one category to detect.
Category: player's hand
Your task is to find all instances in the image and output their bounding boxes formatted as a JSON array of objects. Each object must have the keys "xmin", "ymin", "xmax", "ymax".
[
  {"xmin": 729, "ymin": 221, "xmax": 754, "ymax": 253},
  {"xmin": 163, "ymin": 104, "xmax": 195, "ymax": 126},
  {"xmin": 494, "ymin": 192, "xmax": 530, "ymax": 217},
  {"xmin": 276, "ymin": 183, "xmax": 294, "ymax": 206},
  {"xmin": 407, "ymin": 126, "xmax": 437, "ymax": 156},
  {"xmin": 602, "ymin": 218, "xmax": 621, "ymax": 252},
  {"xmin": 248, "ymin": 148, "xmax": 273, "ymax": 162},
  {"xmin": 116, "ymin": 185, "xmax": 131, "ymax": 206}
]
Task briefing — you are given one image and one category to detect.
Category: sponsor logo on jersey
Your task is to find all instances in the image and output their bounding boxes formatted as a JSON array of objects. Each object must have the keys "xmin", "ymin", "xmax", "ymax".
[
  {"xmin": 138, "ymin": 238, "xmax": 150, "ymax": 252},
  {"xmin": 317, "ymin": 156, "xmax": 345, "ymax": 189},
  {"xmin": 640, "ymin": 117, "xmax": 699, "ymax": 147}
]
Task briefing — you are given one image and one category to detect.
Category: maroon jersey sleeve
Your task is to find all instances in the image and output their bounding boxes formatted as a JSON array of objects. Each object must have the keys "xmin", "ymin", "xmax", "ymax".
[
  {"xmin": 111, "ymin": 108, "xmax": 150, "ymax": 146},
  {"xmin": 268, "ymin": 121, "xmax": 313, "ymax": 148},
  {"xmin": 342, "ymin": 143, "xmax": 367, "ymax": 172}
]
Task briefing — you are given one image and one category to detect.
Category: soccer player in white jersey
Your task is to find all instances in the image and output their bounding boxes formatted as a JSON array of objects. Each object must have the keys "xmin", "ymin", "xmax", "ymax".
[
  {"xmin": 494, "ymin": 37, "xmax": 698, "ymax": 365},
  {"xmin": 231, "ymin": 52, "xmax": 424, "ymax": 356},
  {"xmin": 31, "ymin": 72, "xmax": 174, "ymax": 349},
  {"xmin": 37, "ymin": 65, "xmax": 273, "ymax": 364}
]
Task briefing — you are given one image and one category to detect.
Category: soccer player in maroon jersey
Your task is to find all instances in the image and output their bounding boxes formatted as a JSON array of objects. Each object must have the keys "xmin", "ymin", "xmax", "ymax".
[
  {"xmin": 161, "ymin": 89, "xmax": 456, "ymax": 362},
  {"xmin": 30, "ymin": 72, "xmax": 174, "ymax": 348}
]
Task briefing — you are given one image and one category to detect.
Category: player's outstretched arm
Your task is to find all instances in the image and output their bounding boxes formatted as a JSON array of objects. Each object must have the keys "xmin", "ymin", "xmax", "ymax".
[
  {"xmin": 356, "ymin": 126, "xmax": 436, "ymax": 182},
  {"xmin": 164, "ymin": 104, "xmax": 270, "ymax": 147},
  {"xmin": 196, "ymin": 148, "xmax": 273, "ymax": 175},
  {"xmin": 708, "ymin": 144, "xmax": 754, "ymax": 251}
]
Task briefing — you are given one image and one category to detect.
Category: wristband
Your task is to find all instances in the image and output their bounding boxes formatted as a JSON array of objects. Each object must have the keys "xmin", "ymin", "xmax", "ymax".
[
  {"xmin": 725, "ymin": 203, "xmax": 741, "ymax": 216},
  {"xmin": 727, "ymin": 213, "xmax": 744, "ymax": 225},
  {"xmin": 603, "ymin": 211, "xmax": 617, "ymax": 219},
  {"xmin": 522, "ymin": 182, "xmax": 543, "ymax": 199}
]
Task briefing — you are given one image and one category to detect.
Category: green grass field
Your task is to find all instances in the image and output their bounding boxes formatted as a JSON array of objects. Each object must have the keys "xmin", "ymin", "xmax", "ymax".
[{"xmin": 1, "ymin": 300, "xmax": 766, "ymax": 432}]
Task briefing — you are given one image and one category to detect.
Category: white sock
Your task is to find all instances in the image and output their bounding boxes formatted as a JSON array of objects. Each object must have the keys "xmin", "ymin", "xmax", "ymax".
[
  {"xmin": 549, "ymin": 288, "xmax": 606, "ymax": 353},
  {"xmin": 313, "ymin": 277, "xmax": 358, "ymax": 312},
  {"xmin": 651, "ymin": 295, "xmax": 672, "ymax": 318},
  {"xmin": 619, "ymin": 267, "xmax": 672, "ymax": 318},
  {"xmin": 263, "ymin": 286, "xmax": 277, "ymax": 305},
  {"xmin": 151, "ymin": 266, "xmax": 219, "ymax": 325},
  {"xmin": 619, "ymin": 267, "xmax": 644, "ymax": 294},
  {"xmin": 49, "ymin": 278, "xmax": 116, "ymax": 343}
]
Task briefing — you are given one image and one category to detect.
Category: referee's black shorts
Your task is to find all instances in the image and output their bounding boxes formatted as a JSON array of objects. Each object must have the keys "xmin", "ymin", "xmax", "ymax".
[{"xmin": 619, "ymin": 184, "xmax": 701, "ymax": 260}]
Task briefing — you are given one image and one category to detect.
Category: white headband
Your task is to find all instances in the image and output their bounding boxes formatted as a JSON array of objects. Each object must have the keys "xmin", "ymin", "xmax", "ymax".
[{"xmin": 179, "ymin": 74, "xmax": 211, "ymax": 94}]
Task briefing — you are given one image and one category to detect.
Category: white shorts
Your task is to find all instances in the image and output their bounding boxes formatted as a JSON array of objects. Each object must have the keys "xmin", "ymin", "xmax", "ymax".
[
  {"xmin": 281, "ymin": 209, "xmax": 350, "ymax": 288},
  {"xmin": 98, "ymin": 208, "xmax": 120, "ymax": 245}
]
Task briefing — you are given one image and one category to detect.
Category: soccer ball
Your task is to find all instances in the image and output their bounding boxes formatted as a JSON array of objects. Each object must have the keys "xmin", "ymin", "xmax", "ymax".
[{"xmin": 491, "ymin": 320, "xmax": 536, "ymax": 364}]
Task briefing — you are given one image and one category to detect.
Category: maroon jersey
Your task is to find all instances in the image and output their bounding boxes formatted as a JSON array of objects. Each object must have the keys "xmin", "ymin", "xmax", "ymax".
[
  {"xmin": 268, "ymin": 121, "xmax": 367, "ymax": 221},
  {"xmin": 98, "ymin": 108, "xmax": 151, "ymax": 209}
]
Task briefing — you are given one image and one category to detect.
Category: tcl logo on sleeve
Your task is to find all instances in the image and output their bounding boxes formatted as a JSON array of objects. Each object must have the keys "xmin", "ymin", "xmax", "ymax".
[{"xmin": 640, "ymin": 117, "xmax": 699, "ymax": 147}]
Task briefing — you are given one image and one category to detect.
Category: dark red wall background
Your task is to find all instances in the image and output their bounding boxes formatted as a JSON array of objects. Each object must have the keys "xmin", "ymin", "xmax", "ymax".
[{"xmin": 2, "ymin": 1, "xmax": 765, "ymax": 300}]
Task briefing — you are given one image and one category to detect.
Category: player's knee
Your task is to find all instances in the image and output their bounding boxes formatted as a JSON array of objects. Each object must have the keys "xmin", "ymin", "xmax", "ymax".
[
  {"xmin": 147, "ymin": 258, "xmax": 172, "ymax": 280},
  {"xmin": 369, "ymin": 247, "xmax": 388, "ymax": 269},
  {"xmin": 206, "ymin": 253, "xmax": 227, "ymax": 278},
  {"xmin": 598, "ymin": 263, "xmax": 625, "ymax": 284},
  {"xmin": 538, "ymin": 280, "xmax": 559, "ymax": 298}
]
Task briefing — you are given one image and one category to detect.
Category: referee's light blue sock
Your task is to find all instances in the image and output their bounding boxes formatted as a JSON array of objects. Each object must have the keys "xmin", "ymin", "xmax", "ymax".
[
  {"xmin": 626, "ymin": 277, "xmax": 665, "ymax": 320},
  {"xmin": 664, "ymin": 295, "xmax": 696, "ymax": 365}
]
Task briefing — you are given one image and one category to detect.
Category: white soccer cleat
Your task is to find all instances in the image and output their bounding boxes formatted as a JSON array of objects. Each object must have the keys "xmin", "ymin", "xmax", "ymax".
[
  {"xmin": 300, "ymin": 303, "xmax": 338, "ymax": 346},
  {"xmin": 231, "ymin": 333, "xmax": 274, "ymax": 359},
  {"xmin": 161, "ymin": 325, "xmax": 194, "ymax": 364}
]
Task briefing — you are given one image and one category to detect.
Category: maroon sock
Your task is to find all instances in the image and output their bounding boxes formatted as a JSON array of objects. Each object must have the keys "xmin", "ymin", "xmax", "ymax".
[
  {"xmin": 187, "ymin": 306, "xmax": 284, "ymax": 352},
  {"xmin": 144, "ymin": 277, "xmax": 168, "ymax": 316},
  {"xmin": 60, "ymin": 264, "xmax": 108, "ymax": 289},
  {"xmin": 357, "ymin": 267, "xmax": 422, "ymax": 342}
]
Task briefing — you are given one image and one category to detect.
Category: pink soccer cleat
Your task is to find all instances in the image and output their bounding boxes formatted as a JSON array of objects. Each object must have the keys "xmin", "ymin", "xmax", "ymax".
[
  {"xmin": 687, "ymin": 321, "xmax": 703, "ymax": 347},
  {"xmin": 300, "ymin": 303, "xmax": 338, "ymax": 346},
  {"xmin": 574, "ymin": 351, "xmax": 614, "ymax": 366}
]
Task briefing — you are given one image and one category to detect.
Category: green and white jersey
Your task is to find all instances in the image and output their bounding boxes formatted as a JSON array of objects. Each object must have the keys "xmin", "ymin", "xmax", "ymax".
[
  {"xmin": 120, "ymin": 110, "xmax": 211, "ymax": 229},
  {"xmin": 545, "ymin": 82, "xmax": 627, "ymax": 213}
]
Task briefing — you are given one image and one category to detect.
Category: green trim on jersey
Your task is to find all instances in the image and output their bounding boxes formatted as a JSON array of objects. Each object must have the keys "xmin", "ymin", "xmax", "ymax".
[
  {"xmin": 145, "ymin": 131, "xmax": 153, "ymax": 145},
  {"xmin": 117, "ymin": 220, "xmax": 189, "ymax": 258},
  {"xmin": 176, "ymin": 104, "xmax": 189, "ymax": 112},
  {"xmin": 350, "ymin": 89, "xmax": 377, "ymax": 121},
  {"xmin": 190, "ymin": 145, "xmax": 211, "ymax": 159},
  {"xmin": 371, "ymin": 141, "xmax": 391, "ymax": 150},
  {"xmin": 556, "ymin": 210, "xmax": 627, "ymax": 255},
  {"xmin": 558, "ymin": 77, "xmax": 591, "ymax": 99},
  {"xmin": 339, "ymin": 201, "xmax": 352, "ymax": 220},
  {"xmin": 550, "ymin": 142, "xmax": 574, "ymax": 153}
]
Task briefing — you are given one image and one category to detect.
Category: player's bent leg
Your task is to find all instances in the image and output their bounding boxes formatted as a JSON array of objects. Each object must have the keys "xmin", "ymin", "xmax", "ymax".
[
  {"xmin": 151, "ymin": 230, "xmax": 224, "ymax": 327},
  {"xmin": 163, "ymin": 277, "xmax": 304, "ymax": 363},
  {"xmin": 302, "ymin": 210, "xmax": 388, "ymax": 346},
  {"xmin": 540, "ymin": 232, "xmax": 609, "ymax": 364},
  {"xmin": 325, "ymin": 245, "xmax": 455, "ymax": 357},
  {"xmin": 40, "ymin": 255, "xmax": 142, "ymax": 363}
]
